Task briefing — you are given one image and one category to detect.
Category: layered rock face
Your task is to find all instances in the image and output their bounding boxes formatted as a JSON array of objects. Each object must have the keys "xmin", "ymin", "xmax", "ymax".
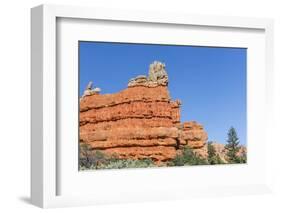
[
  {"xmin": 80, "ymin": 61, "xmax": 208, "ymax": 162},
  {"xmin": 180, "ymin": 122, "xmax": 208, "ymax": 158}
]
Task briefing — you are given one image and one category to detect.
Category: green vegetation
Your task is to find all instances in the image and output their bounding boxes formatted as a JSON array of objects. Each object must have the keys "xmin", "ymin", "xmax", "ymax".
[
  {"xmin": 79, "ymin": 143, "xmax": 155, "ymax": 170},
  {"xmin": 82, "ymin": 158, "xmax": 155, "ymax": 170},
  {"xmin": 168, "ymin": 146, "xmax": 208, "ymax": 166},
  {"xmin": 80, "ymin": 143, "xmax": 209, "ymax": 170},
  {"xmin": 238, "ymin": 148, "xmax": 247, "ymax": 163},
  {"xmin": 207, "ymin": 142, "xmax": 224, "ymax": 165},
  {"xmin": 79, "ymin": 143, "xmax": 110, "ymax": 169},
  {"xmin": 80, "ymin": 127, "xmax": 247, "ymax": 170},
  {"xmin": 225, "ymin": 127, "xmax": 246, "ymax": 164}
]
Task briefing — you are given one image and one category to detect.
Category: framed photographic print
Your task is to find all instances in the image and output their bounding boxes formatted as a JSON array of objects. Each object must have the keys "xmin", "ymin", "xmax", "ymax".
[{"xmin": 31, "ymin": 4, "xmax": 274, "ymax": 208}]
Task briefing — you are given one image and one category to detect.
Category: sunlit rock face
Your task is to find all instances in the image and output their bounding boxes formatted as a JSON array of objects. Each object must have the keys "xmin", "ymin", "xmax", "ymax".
[{"xmin": 79, "ymin": 61, "xmax": 208, "ymax": 162}]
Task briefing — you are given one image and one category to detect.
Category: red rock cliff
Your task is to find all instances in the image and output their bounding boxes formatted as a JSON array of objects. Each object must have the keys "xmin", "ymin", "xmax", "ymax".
[{"xmin": 80, "ymin": 61, "xmax": 208, "ymax": 162}]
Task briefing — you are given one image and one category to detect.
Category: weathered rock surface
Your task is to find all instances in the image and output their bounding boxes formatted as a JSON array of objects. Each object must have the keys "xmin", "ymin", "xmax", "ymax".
[
  {"xmin": 80, "ymin": 61, "xmax": 208, "ymax": 162},
  {"xmin": 128, "ymin": 61, "xmax": 169, "ymax": 87},
  {"xmin": 211, "ymin": 142, "xmax": 247, "ymax": 163},
  {"xmin": 81, "ymin": 81, "xmax": 101, "ymax": 99}
]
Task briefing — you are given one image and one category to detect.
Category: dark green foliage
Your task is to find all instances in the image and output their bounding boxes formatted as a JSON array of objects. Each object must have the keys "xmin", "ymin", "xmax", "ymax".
[
  {"xmin": 207, "ymin": 142, "xmax": 224, "ymax": 165},
  {"xmin": 225, "ymin": 127, "xmax": 241, "ymax": 163},
  {"xmin": 171, "ymin": 154, "xmax": 185, "ymax": 166},
  {"xmin": 237, "ymin": 148, "xmax": 247, "ymax": 163},
  {"xmin": 169, "ymin": 146, "xmax": 208, "ymax": 166}
]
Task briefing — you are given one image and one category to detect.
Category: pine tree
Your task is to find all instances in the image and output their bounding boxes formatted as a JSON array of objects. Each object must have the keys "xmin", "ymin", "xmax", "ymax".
[{"xmin": 225, "ymin": 127, "xmax": 240, "ymax": 163}]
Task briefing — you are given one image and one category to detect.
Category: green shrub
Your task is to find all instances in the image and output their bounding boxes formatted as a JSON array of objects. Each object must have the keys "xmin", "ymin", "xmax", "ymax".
[
  {"xmin": 170, "ymin": 154, "xmax": 185, "ymax": 166},
  {"xmin": 169, "ymin": 146, "xmax": 208, "ymax": 166},
  {"xmin": 98, "ymin": 158, "xmax": 155, "ymax": 169},
  {"xmin": 79, "ymin": 143, "xmax": 156, "ymax": 170},
  {"xmin": 79, "ymin": 143, "xmax": 110, "ymax": 169}
]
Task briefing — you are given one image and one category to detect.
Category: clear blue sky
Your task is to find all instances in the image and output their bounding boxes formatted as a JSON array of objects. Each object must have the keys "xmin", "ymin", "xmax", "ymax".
[{"xmin": 79, "ymin": 41, "xmax": 247, "ymax": 145}]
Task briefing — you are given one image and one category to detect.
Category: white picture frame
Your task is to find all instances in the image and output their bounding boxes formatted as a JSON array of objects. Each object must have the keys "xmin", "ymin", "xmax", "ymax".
[{"xmin": 31, "ymin": 4, "xmax": 274, "ymax": 208}]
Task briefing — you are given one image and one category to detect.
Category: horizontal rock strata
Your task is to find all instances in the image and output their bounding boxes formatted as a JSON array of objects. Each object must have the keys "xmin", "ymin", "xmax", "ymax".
[
  {"xmin": 103, "ymin": 146, "xmax": 177, "ymax": 162},
  {"xmin": 80, "ymin": 61, "xmax": 208, "ymax": 162}
]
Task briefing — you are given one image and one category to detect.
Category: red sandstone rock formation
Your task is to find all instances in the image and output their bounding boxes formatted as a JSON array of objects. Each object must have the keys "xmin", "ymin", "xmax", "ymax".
[
  {"xmin": 181, "ymin": 121, "xmax": 208, "ymax": 158},
  {"xmin": 79, "ymin": 61, "xmax": 208, "ymax": 162}
]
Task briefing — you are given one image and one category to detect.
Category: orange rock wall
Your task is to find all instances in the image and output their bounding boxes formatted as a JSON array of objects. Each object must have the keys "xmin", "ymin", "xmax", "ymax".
[{"xmin": 80, "ymin": 85, "xmax": 207, "ymax": 162}]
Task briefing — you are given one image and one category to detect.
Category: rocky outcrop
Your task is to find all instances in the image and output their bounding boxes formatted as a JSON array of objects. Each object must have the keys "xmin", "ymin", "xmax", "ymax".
[
  {"xmin": 81, "ymin": 81, "xmax": 101, "ymax": 99},
  {"xmin": 128, "ymin": 61, "xmax": 169, "ymax": 87},
  {"xmin": 80, "ymin": 61, "xmax": 208, "ymax": 162},
  {"xmin": 211, "ymin": 142, "xmax": 228, "ymax": 163},
  {"xmin": 180, "ymin": 121, "xmax": 208, "ymax": 158},
  {"xmin": 211, "ymin": 142, "xmax": 247, "ymax": 163}
]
